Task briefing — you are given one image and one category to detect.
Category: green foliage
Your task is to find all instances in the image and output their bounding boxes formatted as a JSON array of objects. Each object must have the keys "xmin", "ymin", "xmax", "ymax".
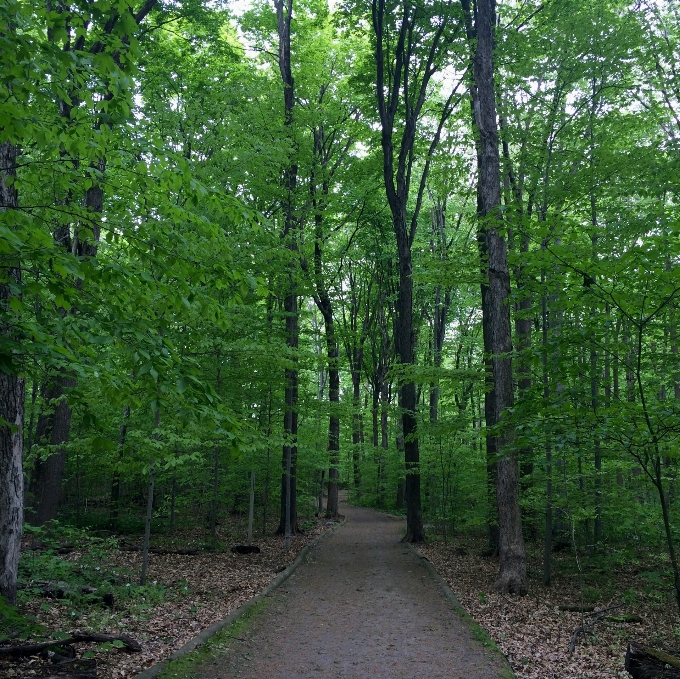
[
  {"xmin": 17, "ymin": 523, "xmax": 166, "ymax": 622},
  {"xmin": 0, "ymin": 596, "xmax": 44, "ymax": 642},
  {"xmin": 2, "ymin": 0, "xmax": 680, "ymax": 625}
]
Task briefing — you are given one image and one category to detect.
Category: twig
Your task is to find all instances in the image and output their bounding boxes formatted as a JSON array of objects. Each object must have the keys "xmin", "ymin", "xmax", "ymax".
[{"xmin": 568, "ymin": 604, "xmax": 624, "ymax": 652}]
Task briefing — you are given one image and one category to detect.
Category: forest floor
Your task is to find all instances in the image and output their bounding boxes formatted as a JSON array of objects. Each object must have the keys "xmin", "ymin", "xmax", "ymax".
[
  {"xmin": 418, "ymin": 536, "xmax": 679, "ymax": 679},
  {"xmin": 0, "ymin": 515, "xmax": 335, "ymax": 679},
  {"xmin": 3, "ymin": 505, "xmax": 678, "ymax": 679}
]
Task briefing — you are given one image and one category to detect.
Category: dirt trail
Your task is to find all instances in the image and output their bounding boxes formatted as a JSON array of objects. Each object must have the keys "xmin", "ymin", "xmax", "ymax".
[{"xmin": 193, "ymin": 499, "xmax": 510, "ymax": 679}]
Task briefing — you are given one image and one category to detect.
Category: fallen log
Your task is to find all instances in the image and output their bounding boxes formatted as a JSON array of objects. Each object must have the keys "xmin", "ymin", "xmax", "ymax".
[
  {"xmin": 0, "ymin": 633, "xmax": 141, "ymax": 657},
  {"xmin": 231, "ymin": 545, "xmax": 260, "ymax": 555},
  {"xmin": 625, "ymin": 641, "xmax": 680, "ymax": 678},
  {"xmin": 610, "ymin": 614, "xmax": 642, "ymax": 624}
]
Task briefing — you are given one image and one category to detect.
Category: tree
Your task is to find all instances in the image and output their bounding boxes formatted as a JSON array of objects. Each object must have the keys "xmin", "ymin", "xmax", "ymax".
[
  {"xmin": 462, "ymin": 0, "xmax": 527, "ymax": 594},
  {"xmin": 0, "ymin": 139, "xmax": 24, "ymax": 606},
  {"xmin": 369, "ymin": 0, "xmax": 464, "ymax": 542}
]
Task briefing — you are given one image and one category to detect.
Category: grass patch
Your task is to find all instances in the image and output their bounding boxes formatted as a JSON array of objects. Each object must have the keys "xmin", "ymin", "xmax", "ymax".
[
  {"xmin": 157, "ymin": 598, "xmax": 268, "ymax": 679},
  {"xmin": 452, "ymin": 605, "xmax": 516, "ymax": 679}
]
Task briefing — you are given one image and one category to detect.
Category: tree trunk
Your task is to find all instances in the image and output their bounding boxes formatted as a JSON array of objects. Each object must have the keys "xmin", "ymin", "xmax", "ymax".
[
  {"xmin": 0, "ymin": 140, "xmax": 25, "ymax": 606},
  {"xmin": 372, "ymin": 0, "xmax": 454, "ymax": 543},
  {"xmin": 321, "ymin": 307, "xmax": 340, "ymax": 519},
  {"xmin": 248, "ymin": 471, "xmax": 255, "ymax": 545},
  {"xmin": 351, "ymin": 352, "xmax": 363, "ymax": 494},
  {"xmin": 29, "ymin": 376, "xmax": 75, "ymax": 525},
  {"xmin": 467, "ymin": 0, "xmax": 527, "ymax": 594},
  {"xmin": 395, "ymin": 249, "xmax": 423, "ymax": 541},
  {"xmin": 29, "ymin": 160, "xmax": 105, "ymax": 526},
  {"xmin": 109, "ymin": 404, "xmax": 130, "ymax": 530},
  {"xmin": 542, "ymin": 284, "xmax": 553, "ymax": 586},
  {"xmin": 140, "ymin": 407, "xmax": 159, "ymax": 586},
  {"xmin": 275, "ymin": 0, "xmax": 299, "ymax": 538},
  {"xmin": 312, "ymin": 200, "xmax": 341, "ymax": 518}
]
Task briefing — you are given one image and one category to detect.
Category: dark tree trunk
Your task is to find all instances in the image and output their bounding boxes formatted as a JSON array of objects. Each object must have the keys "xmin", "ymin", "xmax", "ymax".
[
  {"xmin": 372, "ymin": 0, "xmax": 454, "ymax": 543},
  {"xmin": 429, "ymin": 199, "xmax": 451, "ymax": 423},
  {"xmin": 378, "ymin": 377, "xmax": 390, "ymax": 507},
  {"xmin": 351, "ymin": 356, "xmax": 362, "ymax": 494},
  {"xmin": 465, "ymin": 0, "xmax": 527, "ymax": 593},
  {"xmin": 109, "ymin": 404, "xmax": 130, "ymax": 530},
  {"xmin": 313, "ymin": 222, "xmax": 340, "ymax": 519},
  {"xmin": 342, "ymin": 267, "xmax": 372, "ymax": 498},
  {"xmin": 0, "ymin": 141, "xmax": 25, "ymax": 605},
  {"xmin": 395, "ymin": 416, "xmax": 406, "ymax": 510},
  {"xmin": 275, "ymin": 0, "xmax": 299, "ymax": 538},
  {"xmin": 29, "ymin": 159, "xmax": 105, "ymax": 526},
  {"xmin": 395, "ymin": 249, "xmax": 423, "ymax": 541},
  {"xmin": 30, "ymin": 377, "xmax": 76, "ymax": 525}
]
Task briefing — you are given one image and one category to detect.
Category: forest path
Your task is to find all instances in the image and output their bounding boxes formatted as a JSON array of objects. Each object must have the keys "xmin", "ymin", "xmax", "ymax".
[{"xmin": 192, "ymin": 498, "xmax": 510, "ymax": 679}]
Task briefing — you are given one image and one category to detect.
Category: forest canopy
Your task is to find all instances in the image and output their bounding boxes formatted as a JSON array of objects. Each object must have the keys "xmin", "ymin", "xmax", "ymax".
[{"xmin": 1, "ymin": 0, "xmax": 680, "ymax": 627}]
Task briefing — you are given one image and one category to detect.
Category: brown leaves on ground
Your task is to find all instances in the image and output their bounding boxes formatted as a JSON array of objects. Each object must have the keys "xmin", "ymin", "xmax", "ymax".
[
  {"xmin": 1, "ymin": 517, "xmax": 334, "ymax": 679},
  {"xmin": 418, "ymin": 537, "xmax": 679, "ymax": 679}
]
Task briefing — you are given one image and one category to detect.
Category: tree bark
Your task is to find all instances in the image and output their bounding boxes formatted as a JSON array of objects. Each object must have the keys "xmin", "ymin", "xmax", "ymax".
[
  {"xmin": 0, "ymin": 140, "xmax": 25, "ymax": 606},
  {"xmin": 313, "ymin": 213, "xmax": 341, "ymax": 519},
  {"xmin": 275, "ymin": 0, "xmax": 299, "ymax": 537},
  {"xmin": 109, "ymin": 403, "xmax": 130, "ymax": 530},
  {"xmin": 29, "ymin": 157, "xmax": 105, "ymax": 525},
  {"xmin": 466, "ymin": 0, "xmax": 527, "ymax": 594}
]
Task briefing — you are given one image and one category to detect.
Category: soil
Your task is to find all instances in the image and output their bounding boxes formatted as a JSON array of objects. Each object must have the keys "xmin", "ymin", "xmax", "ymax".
[{"xmin": 185, "ymin": 499, "xmax": 509, "ymax": 679}]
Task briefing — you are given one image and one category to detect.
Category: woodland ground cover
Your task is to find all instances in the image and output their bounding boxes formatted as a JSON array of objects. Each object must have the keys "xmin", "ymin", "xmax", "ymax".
[
  {"xmin": 420, "ymin": 536, "xmax": 679, "ymax": 679},
  {"xmin": 0, "ymin": 516, "xmax": 333, "ymax": 678}
]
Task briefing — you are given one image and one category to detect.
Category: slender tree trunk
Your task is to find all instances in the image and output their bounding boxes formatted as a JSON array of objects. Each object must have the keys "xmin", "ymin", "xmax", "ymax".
[
  {"xmin": 394, "ymin": 243, "xmax": 423, "ymax": 541},
  {"xmin": 169, "ymin": 460, "xmax": 177, "ymax": 534},
  {"xmin": 378, "ymin": 378, "xmax": 390, "ymax": 507},
  {"xmin": 467, "ymin": 0, "xmax": 526, "ymax": 593},
  {"xmin": 395, "ymin": 416, "xmax": 405, "ymax": 511},
  {"xmin": 542, "ymin": 284, "xmax": 553, "ymax": 586},
  {"xmin": 30, "ymin": 158, "xmax": 105, "ymax": 525},
  {"xmin": 0, "ymin": 141, "xmax": 25, "ymax": 605},
  {"xmin": 263, "ymin": 387, "xmax": 272, "ymax": 534},
  {"xmin": 248, "ymin": 471, "xmax": 255, "ymax": 545},
  {"xmin": 25, "ymin": 379, "xmax": 38, "ymax": 456},
  {"xmin": 275, "ymin": 0, "xmax": 299, "ymax": 537},
  {"xmin": 109, "ymin": 404, "xmax": 130, "ymax": 530},
  {"xmin": 30, "ymin": 376, "xmax": 75, "ymax": 525},
  {"xmin": 324, "ymin": 318, "xmax": 340, "ymax": 519},
  {"xmin": 313, "ymin": 221, "xmax": 341, "ymax": 518},
  {"xmin": 351, "ymin": 355, "xmax": 363, "ymax": 494},
  {"xmin": 140, "ymin": 407, "xmax": 159, "ymax": 586}
]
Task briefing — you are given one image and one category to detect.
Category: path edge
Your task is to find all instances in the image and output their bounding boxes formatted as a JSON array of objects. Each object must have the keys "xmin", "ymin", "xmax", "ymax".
[
  {"xmin": 134, "ymin": 517, "xmax": 348, "ymax": 679},
  {"xmin": 408, "ymin": 544, "xmax": 517, "ymax": 679}
]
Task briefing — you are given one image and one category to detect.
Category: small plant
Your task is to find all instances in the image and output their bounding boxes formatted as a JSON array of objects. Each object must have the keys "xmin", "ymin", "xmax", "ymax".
[{"xmin": 0, "ymin": 596, "xmax": 44, "ymax": 641}]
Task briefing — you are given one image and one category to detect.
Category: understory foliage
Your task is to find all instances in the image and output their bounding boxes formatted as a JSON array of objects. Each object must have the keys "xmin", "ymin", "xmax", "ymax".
[{"xmin": 1, "ymin": 0, "xmax": 680, "ymax": 629}]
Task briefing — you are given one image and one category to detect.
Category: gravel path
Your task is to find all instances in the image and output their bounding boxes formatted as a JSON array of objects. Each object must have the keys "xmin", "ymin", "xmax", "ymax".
[{"xmin": 194, "ymin": 499, "xmax": 510, "ymax": 679}]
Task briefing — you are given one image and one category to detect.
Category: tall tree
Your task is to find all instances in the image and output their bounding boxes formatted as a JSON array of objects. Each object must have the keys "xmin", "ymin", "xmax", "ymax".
[
  {"xmin": 370, "ymin": 0, "xmax": 463, "ymax": 542},
  {"xmin": 0, "ymin": 139, "xmax": 24, "ymax": 605},
  {"xmin": 274, "ymin": 0, "xmax": 300, "ymax": 541},
  {"xmin": 463, "ymin": 0, "xmax": 527, "ymax": 593}
]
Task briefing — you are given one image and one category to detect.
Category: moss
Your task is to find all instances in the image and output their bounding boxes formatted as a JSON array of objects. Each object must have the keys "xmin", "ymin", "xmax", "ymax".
[
  {"xmin": 157, "ymin": 598, "xmax": 267, "ymax": 679},
  {"xmin": 639, "ymin": 644, "xmax": 680, "ymax": 669},
  {"xmin": 463, "ymin": 611, "xmax": 517, "ymax": 679}
]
